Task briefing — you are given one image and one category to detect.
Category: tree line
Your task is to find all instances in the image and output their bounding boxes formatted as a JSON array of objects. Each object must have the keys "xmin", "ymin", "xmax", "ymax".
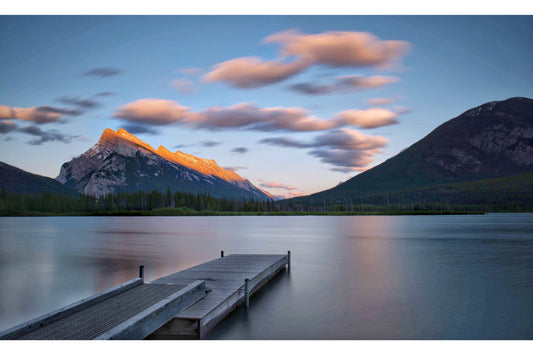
[{"xmin": 1, "ymin": 173, "xmax": 532, "ymax": 215}]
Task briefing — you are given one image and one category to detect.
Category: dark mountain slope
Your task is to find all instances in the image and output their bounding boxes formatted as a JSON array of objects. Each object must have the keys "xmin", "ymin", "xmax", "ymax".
[
  {"xmin": 0, "ymin": 161, "xmax": 78, "ymax": 195},
  {"xmin": 290, "ymin": 97, "xmax": 533, "ymax": 204}
]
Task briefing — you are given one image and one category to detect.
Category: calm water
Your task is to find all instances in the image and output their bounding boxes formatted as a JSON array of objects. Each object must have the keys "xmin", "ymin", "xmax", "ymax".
[{"xmin": 0, "ymin": 214, "xmax": 532, "ymax": 339}]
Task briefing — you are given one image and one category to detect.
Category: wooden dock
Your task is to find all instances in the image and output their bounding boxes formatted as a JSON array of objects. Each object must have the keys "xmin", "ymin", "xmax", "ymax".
[{"xmin": 0, "ymin": 252, "xmax": 290, "ymax": 340}]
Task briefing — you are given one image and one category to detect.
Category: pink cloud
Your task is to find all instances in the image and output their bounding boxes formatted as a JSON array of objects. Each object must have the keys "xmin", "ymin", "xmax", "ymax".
[
  {"xmin": 0, "ymin": 105, "xmax": 79, "ymax": 124},
  {"xmin": 259, "ymin": 181, "xmax": 298, "ymax": 190},
  {"xmin": 113, "ymin": 99, "xmax": 191, "ymax": 125},
  {"xmin": 264, "ymin": 29, "xmax": 410, "ymax": 68},
  {"xmin": 203, "ymin": 56, "xmax": 309, "ymax": 88},
  {"xmin": 334, "ymin": 108, "xmax": 398, "ymax": 129},
  {"xmin": 366, "ymin": 97, "xmax": 396, "ymax": 106}
]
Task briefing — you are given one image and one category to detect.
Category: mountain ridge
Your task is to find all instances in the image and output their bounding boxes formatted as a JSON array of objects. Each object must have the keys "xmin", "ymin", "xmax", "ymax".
[
  {"xmin": 56, "ymin": 128, "xmax": 270, "ymax": 200},
  {"xmin": 288, "ymin": 97, "xmax": 533, "ymax": 205}
]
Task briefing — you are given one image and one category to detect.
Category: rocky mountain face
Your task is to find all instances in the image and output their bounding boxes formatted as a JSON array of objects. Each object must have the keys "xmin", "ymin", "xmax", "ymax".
[
  {"xmin": 291, "ymin": 97, "xmax": 533, "ymax": 203},
  {"xmin": 56, "ymin": 128, "xmax": 270, "ymax": 200}
]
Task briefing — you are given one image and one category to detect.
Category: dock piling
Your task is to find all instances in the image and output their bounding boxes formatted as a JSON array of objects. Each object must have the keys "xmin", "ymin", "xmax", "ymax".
[
  {"xmin": 139, "ymin": 265, "xmax": 144, "ymax": 279},
  {"xmin": 244, "ymin": 278, "xmax": 250, "ymax": 308},
  {"xmin": 221, "ymin": 251, "xmax": 224, "ymax": 258},
  {"xmin": 287, "ymin": 251, "xmax": 291, "ymax": 271}
]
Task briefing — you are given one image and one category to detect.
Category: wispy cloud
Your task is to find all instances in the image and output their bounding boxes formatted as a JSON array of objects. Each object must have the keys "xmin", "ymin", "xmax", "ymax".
[
  {"xmin": 203, "ymin": 57, "xmax": 308, "ymax": 88},
  {"xmin": 94, "ymin": 91, "xmax": 118, "ymax": 97},
  {"xmin": 83, "ymin": 67, "xmax": 123, "ymax": 78},
  {"xmin": 264, "ymin": 29, "xmax": 410, "ymax": 69},
  {"xmin": 0, "ymin": 121, "xmax": 17, "ymax": 134},
  {"xmin": 232, "ymin": 147, "xmax": 248, "ymax": 154},
  {"xmin": 289, "ymin": 75, "xmax": 400, "ymax": 95},
  {"xmin": 113, "ymin": 99, "xmax": 400, "ymax": 132},
  {"xmin": 57, "ymin": 96, "xmax": 101, "ymax": 109},
  {"xmin": 200, "ymin": 141, "xmax": 222, "ymax": 147},
  {"xmin": 0, "ymin": 104, "xmax": 81, "ymax": 124},
  {"xmin": 120, "ymin": 124, "xmax": 159, "ymax": 135},
  {"xmin": 334, "ymin": 107, "xmax": 398, "ymax": 129},
  {"xmin": 223, "ymin": 166, "xmax": 247, "ymax": 172},
  {"xmin": 1, "ymin": 123, "xmax": 81, "ymax": 145},
  {"xmin": 259, "ymin": 181, "xmax": 298, "ymax": 190},
  {"xmin": 203, "ymin": 29, "xmax": 410, "ymax": 89},
  {"xmin": 260, "ymin": 128, "xmax": 387, "ymax": 171},
  {"xmin": 366, "ymin": 97, "xmax": 396, "ymax": 106}
]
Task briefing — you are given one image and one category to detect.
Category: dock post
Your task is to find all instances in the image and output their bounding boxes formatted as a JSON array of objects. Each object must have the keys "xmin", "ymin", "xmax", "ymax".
[
  {"xmin": 221, "ymin": 250, "xmax": 224, "ymax": 258},
  {"xmin": 139, "ymin": 265, "xmax": 144, "ymax": 279},
  {"xmin": 244, "ymin": 278, "xmax": 250, "ymax": 308},
  {"xmin": 287, "ymin": 251, "xmax": 291, "ymax": 271}
]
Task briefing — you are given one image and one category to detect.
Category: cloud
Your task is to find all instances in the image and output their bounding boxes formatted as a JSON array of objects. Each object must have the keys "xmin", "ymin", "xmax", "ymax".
[
  {"xmin": 203, "ymin": 56, "xmax": 309, "ymax": 88},
  {"xmin": 289, "ymin": 75, "xmax": 400, "ymax": 95},
  {"xmin": 203, "ymin": 30, "xmax": 409, "ymax": 89},
  {"xmin": 334, "ymin": 107, "xmax": 398, "ymax": 129},
  {"xmin": 200, "ymin": 141, "xmax": 221, "ymax": 147},
  {"xmin": 309, "ymin": 149, "xmax": 379, "ymax": 172},
  {"xmin": 366, "ymin": 97, "xmax": 396, "ymax": 106},
  {"xmin": 113, "ymin": 99, "xmax": 401, "ymax": 132},
  {"xmin": 113, "ymin": 99, "xmax": 190, "ymax": 126},
  {"xmin": 94, "ymin": 91, "xmax": 118, "ymax": 97},
  {"xmin": 0, "ymin": 104, "xmax": 80, "ymax": 124},
  {"xmin": 57, "ymin": 96, "xmax": 101, "ymax": 109},
  {"xmin": 113, "ymin": 99, "xmax": 336, "ymax": 132},
  {"xmin": 16, "ymin": 125, "xmax": 80, "ymax": 145},
  {"xmin": 260, "ymin": 128, "xmax": 387, "ymax": 171},
  {"xmin": 120, "ymin": 124, "xmax": 159, "ymax": 135},
  {"xmin": 195, "ymin": 104, "xmax": 334, "ymax": 132},
  {"xmin": 83, "ymin": 67, "xmax": 123, "ymax": 78},
  {"xmin": 0, "ymin": 121, "xmax": 17, "ymax": 134},
  {"xmin": 260, "ymin": 181, "xmax": 297, "ymax": 190},
  {"xmin": 265, "ymin": 29, "xmax": 410, "ymax": 68},
  {"xmin": 223, "ymin": 166, "xmax": 247, "ymax": 171},
  {"xmin": 172, "ymin": 78, "xmax": 196, "ymax": 93},
  {"xmin": 232, "ymin": 147, "xmax": 248, "ymax": 154},
  {"xmin": 259, "ymin": 137, "xmax": 308, "ymax": 148}
]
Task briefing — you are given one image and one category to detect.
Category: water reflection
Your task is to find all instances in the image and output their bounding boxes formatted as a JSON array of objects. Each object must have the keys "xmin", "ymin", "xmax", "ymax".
[{"xmin": 1, "ymin": 214, "xmax": 532, "ymax": 339}]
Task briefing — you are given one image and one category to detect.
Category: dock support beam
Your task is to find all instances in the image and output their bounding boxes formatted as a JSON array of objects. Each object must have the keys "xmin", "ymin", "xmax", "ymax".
[
  {"xmin": 287, "ymin": 251, "xmax": 291, "ymax": 271},
  {"xmin": 244, "ymin": 278, "xmax": 250, "ymax": 308},
  {"xmin": 139, "ymin": 265, "xmax": 144, "ymax": 279}
]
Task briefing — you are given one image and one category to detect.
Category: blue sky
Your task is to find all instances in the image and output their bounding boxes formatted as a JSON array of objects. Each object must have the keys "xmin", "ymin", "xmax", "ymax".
[{"xmin": 1, "ymin": 14, "xmax": 532, "ymax": 197}]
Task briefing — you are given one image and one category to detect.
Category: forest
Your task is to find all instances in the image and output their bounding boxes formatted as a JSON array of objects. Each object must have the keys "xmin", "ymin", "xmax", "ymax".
[{"xmin": 1, "ymin": 173, "xmax": 532, "ymax": 216}]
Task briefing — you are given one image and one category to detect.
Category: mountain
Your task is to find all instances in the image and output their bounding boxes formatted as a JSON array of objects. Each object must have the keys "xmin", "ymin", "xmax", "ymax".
[
  {"xmin": 0, "ymin": 161, "xmax": 78, "ymax": 195},
  {"xmin": 56, "ymin": 128, "xmax": 270, "ymax": 200},
  {"xmin": 290, "ymin": 97, "xmax": 533, "ymax": 205}
]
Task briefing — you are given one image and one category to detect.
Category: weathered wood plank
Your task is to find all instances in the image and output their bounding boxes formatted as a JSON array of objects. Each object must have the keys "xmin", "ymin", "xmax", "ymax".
[
  {"xmin": 0, "ymin": 278, "xmax": 143, "ymax": 340},
  {"xmin": 94, "ymin": 280, "xmax": 205, "ymax": 340},
  {"xmin": 151, "ymin": 253, "xmax": 289, "ymax": 339}
]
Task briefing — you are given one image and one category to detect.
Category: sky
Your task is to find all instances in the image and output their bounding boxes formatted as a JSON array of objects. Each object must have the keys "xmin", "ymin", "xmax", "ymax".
[{"xmin": 1, "ymin": 10, "xmax": 532, "ymax": 198}]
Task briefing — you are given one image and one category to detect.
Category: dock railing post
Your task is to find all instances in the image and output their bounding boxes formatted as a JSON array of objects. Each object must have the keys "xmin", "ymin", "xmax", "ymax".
[
  {"xmin": 139, "ymin": 265, "xmax": 144, "ymax": 280},
  {"xmin": 287, "ymin": 250, "xmax": 291, "ymax": 272},
  {"xmin": 221, "ymin": 250, "xmax": 224, "ymax": 258},
  {"xmin": 244, "ymin": 278, "xmax": 250, "ymax": 308}
]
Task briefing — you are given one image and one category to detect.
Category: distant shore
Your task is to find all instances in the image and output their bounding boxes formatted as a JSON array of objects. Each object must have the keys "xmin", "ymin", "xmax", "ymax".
[{"xmin": 0, "ymin": 209, "xmax": 488, "ymax": 217}]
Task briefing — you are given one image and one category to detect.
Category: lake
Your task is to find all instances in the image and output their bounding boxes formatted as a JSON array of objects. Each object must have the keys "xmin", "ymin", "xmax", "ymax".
[{"xmin": 0, "ymin": 214, "xmax": 532, "ymax": 339}]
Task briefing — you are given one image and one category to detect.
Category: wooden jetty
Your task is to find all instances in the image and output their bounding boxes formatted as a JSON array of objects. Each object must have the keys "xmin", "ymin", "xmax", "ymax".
[{"xmin": 0, "ymin": 252, "xmax": 290, "ymax": 340}]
